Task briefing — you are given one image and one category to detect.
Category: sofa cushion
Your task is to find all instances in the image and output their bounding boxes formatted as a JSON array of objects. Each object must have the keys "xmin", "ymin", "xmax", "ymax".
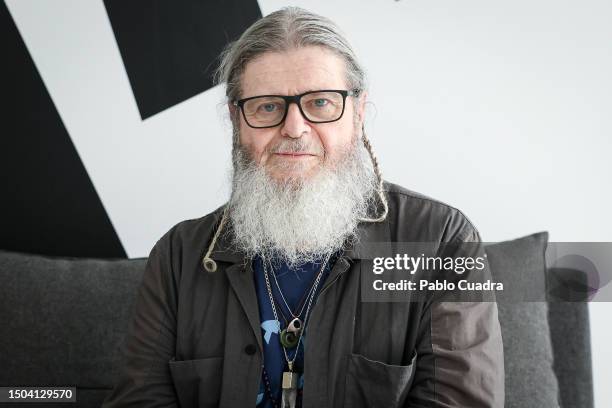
[
  {"xmin": 0, "ymin": 249, "xmax": 145, "ymax": 396},
  {"xmin": 485, "ymin": 232, "xmax": 560, "ymax": 408},
  {"xmin": 547, "ymin": 267, "xmax": 593, "ymax": 408}
]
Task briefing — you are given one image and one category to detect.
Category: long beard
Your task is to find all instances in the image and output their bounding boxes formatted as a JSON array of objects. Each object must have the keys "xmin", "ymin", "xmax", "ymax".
[{"xmin": 226, "ymin": 131, "xmax": 378, "ymax": 268}]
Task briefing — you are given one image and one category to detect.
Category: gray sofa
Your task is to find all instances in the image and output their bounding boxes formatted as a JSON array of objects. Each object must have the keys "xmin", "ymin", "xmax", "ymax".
[{"xmin": 0, "ymin": 232, "xmax": 593, "ymax": 407}]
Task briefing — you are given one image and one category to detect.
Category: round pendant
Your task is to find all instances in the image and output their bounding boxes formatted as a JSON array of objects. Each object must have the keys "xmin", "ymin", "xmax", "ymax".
[
  {"xmin": 287, "ymin": 317, "xmax": 302, "ymax": 334},
  {"xmin": 280, "ymin": 328, "xmax": 299, "ymax": 348}
]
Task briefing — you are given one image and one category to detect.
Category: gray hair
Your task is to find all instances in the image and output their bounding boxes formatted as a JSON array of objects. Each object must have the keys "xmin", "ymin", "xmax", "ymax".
[{"xmin": 213, "ymin": 6, "xmax": 367, "ymax": 104}]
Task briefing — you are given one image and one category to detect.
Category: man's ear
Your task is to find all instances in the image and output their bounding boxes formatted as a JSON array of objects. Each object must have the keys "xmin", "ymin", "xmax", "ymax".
[
  {"xmin": 228, "ymin": 102, "xmax": 241, "ymax": 129},
  {"xmin": 357, "ymin": 90, "xmax": 368, "ymax": 125},
  {"xmin": 228, "ymin": 102, "xmax": 237, "ymax": 116}
]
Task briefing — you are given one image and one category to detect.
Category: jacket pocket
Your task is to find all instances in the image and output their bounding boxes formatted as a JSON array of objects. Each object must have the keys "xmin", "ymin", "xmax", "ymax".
[
  {"xmin": 168, "ymin": 356, "xmax": 223, "ymax": 408},
  {"xmin": 344, "ymin": 352, "xmax": 417, "ymax": 408}
]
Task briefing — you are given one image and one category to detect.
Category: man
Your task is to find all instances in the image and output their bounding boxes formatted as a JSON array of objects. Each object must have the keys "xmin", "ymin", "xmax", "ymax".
[{"xmin": 103, "ymin": 6, "xmax": 504, "ymax": 408}]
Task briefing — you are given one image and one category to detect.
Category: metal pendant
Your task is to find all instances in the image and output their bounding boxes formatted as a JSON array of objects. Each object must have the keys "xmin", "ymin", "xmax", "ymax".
[
  {"xmin": 281, "ymin": 371, "xmax": 298, "ymax": 408},
  {"xmin": 280, "ymin": 328, "xmax": 299, "ymax": 348},
  {"xmin": 287, "ymin": 317, "xmax": 302, "ymax": 334}
]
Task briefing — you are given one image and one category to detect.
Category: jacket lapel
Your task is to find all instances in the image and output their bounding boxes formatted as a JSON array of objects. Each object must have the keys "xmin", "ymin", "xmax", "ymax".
[
  {"xmin": 206, "ymin": 208, "xmax": 264, "ymax": 352},
  {"xmin": 224, "ymin": 261, "xmax": 264, "ymax": 353}
]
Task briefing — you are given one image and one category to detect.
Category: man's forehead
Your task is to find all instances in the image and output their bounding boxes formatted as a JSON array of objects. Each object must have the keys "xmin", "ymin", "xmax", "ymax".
[{"xmin": 240, "ymin": 46, "xmax": 348, "ymax": 98}]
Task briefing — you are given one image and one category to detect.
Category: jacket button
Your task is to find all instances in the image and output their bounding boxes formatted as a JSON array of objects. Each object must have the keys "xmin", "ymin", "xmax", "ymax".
[{"xmin": 244, "ymin": 344, "xmax": 257, "ymax": 355}]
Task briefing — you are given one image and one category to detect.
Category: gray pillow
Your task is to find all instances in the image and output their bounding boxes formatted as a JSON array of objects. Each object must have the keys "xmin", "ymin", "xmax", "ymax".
[{"xmin": 485, "ymin": 232, "xmax": 560, "ymax": 408}]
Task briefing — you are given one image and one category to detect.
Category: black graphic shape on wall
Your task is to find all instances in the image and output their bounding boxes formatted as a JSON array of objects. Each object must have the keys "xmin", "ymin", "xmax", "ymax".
[
  {"xmin": 0, "ymin": 2, "xmax": 126, "ymax": 259},
  {"xmin": 104, "ymin": 0, "xmax": 262, "ymax": 120}
]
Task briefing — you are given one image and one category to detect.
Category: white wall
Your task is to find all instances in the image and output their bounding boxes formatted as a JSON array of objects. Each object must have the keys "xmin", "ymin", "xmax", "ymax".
[{"xmin": 7, "ymin": 0, "xmax": 611, "ymax": 405}]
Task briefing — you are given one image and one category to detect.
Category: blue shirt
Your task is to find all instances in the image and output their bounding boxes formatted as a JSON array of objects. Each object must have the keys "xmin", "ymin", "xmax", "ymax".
[{"xmin": 252, "ymin": 253, "xmax": 338, "ymax": 408}]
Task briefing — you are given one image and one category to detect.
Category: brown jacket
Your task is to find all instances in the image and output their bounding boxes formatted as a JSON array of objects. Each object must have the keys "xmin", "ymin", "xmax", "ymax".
[{"xmin": 103, "ymin": 181, "xmax": 504, "ymax": 407}]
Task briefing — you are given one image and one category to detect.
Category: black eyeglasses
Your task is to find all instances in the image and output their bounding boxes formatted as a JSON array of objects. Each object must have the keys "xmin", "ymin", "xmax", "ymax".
[{"xmin": 232, "ymin": 89, "xmax": 361, "ymax": 129}]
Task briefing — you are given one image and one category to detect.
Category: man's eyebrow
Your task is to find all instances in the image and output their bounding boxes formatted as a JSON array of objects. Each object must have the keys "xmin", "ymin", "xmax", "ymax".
[{"xmin": 248, "ymin": 88, "xmax": 335, "ymax": 96}]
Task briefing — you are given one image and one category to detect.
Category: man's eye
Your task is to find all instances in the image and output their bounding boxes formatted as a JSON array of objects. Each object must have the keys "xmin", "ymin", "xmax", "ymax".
[
  {"xmin": 259, "ymin": 103, "xmax": 278, "ymax": 113},
  {"xmin": 313, "ymin": 98, "xmax": 328, "ymax": 107}
]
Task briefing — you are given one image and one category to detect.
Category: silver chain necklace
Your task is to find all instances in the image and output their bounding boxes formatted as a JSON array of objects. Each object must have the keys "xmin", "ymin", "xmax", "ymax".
[
  {"xmin": 269, "ymin": 259, "xmax": 319, "ymax": 330},
  {"xmin": 261, "ymin": 252, "xmax": 332, "ymax": 408}
]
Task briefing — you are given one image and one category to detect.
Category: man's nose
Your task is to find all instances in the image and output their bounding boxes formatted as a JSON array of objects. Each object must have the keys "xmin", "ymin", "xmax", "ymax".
[{"xmin": 280, "ymin": 102, "xmax": 310, "ymax": 138}]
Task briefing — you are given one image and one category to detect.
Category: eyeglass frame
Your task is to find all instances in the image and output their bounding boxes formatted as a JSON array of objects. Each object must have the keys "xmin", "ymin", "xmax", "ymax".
[{"xmin": 232, "ymin": 88, "xmax": 362, "ymax": 129}]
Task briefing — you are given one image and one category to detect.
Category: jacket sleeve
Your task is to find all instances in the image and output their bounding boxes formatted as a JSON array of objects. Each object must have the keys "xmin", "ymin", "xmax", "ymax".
[
  {"xmin": 406, "ymin": 220, "xmax": 505, "ymax": 408},
  {"xmin": 102, "ymin": 235, "xmax": 179, "ymax": 407}
]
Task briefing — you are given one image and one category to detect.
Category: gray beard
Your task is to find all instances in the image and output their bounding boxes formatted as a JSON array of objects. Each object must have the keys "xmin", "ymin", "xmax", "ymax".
[{"xmin": 226, "ymin": 132, "xmax": 378, "ymax": 268}]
